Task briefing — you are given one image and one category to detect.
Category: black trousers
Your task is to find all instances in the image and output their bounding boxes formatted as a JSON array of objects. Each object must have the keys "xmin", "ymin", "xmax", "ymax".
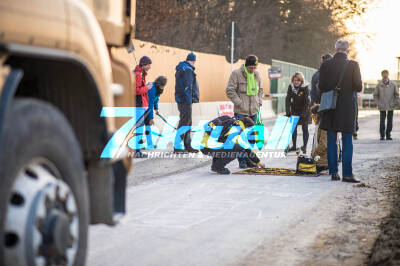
[
  {"xmin": 380, "ymin": 110, "xmax": 393, "ymax": 138},
  {"xmin": 202, "ymin": 145, "xmax": 258, "ymax": 169},
  {"xmin": 176, "ymin": 102, "xmax": 193, "ymax": 148},
  {"xmin": 292, "ymin": 124, "xmax": 309, "ymax": 148}
]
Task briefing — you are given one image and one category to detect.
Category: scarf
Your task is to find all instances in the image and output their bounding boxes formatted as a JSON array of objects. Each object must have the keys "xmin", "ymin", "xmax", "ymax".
[
  {"xmin": 243, "ymin": 66, "xmax": 258, "ymax": 96},
  {"xmin": 383, "ymin": 79, "xmax": 390, "ymax": 86},
  {"xmin": 291, "ymin": 84, "xmax": 301, "ymax": 94}
]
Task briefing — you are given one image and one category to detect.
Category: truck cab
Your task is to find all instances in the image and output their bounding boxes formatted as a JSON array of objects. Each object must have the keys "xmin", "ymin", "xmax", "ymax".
[{"xmin": 0, "ymin": 0, "xmax": 136, "ymax": 265}]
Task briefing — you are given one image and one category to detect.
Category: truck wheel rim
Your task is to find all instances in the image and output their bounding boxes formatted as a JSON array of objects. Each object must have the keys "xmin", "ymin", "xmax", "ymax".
[{"xmin": 4, "ymin": 158, "xmax": 79, "ymax": 266}]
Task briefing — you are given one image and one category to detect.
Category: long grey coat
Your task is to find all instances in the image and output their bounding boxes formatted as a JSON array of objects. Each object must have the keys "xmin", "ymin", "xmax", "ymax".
[
  {"xmin": 373, "ymin": 80, "xmax": 399, "ymax": 111},
  {"xmin": 319, "ymin": 53, "xmax": 362, "ymax": 133}
]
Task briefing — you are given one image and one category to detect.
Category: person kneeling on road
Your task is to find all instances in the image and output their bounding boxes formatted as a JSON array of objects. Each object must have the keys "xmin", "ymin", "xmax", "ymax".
[{"xmin": 200, "ymin": 116, "xmax": 265, "ymax": 174}]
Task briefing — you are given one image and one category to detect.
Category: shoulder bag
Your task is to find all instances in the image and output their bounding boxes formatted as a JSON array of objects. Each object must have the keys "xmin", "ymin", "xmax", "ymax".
[{"xmin": 318, "ymin": 60, "xmax": 349, "ymax": 113}]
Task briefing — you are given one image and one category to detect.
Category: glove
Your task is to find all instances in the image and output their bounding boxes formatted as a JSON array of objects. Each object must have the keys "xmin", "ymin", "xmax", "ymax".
[{"xmin": 257, "ymin": 162, "xmax": 266, "ymax": 168}]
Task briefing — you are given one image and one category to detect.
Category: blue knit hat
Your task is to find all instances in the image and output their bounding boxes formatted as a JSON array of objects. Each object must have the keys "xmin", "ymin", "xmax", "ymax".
[
  {"xmin": 139, "ymin": 56, "xmax": 152, "ymax": 66},
  {"xmin": 186, "ymin": 52, "xmax": 196, "ymax": 61}
]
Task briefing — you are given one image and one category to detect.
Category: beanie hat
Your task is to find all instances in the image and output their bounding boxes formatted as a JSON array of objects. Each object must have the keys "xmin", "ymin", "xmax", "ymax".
[
  {"xmin": 186, "ymin": 52, "xmax": 196, "ymax": 61},
  {"xmin": 245, "ymin": 55, "xmax": 258, "ymax": 67},
  {"xmin": 139, "ymin": 56, "xmax": 152, "ymax": 66},
  {"xmin": 155, "ymin": 76, "xmax": 168, "ymax": 87}
]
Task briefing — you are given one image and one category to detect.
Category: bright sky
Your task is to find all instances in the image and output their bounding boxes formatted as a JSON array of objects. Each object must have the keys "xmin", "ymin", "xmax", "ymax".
[
  {"xmin": 346, "ymin": 0, "xmax": 400, "ymax": 81},
  {"xmin": 345, "ymin": 0, "xmax": 400, "ymax": 82}
]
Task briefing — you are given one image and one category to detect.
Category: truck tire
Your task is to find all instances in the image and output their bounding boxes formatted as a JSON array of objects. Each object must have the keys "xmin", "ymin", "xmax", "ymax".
[{"xmin": 0, "ymin": 98, "xmax": 89, "ymax": 266}]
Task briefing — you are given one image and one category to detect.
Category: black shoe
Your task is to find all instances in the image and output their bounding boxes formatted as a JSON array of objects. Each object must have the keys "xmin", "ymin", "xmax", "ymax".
[
  {"xmin": 331, "ymin": 174, "xmax": 341, "ymax": 181},
  {"xmin": 380, "ymin": 136, "xmax": 385, "ymax": 140},
  {"xmin": 174, "ymin": 149, "xmax": 188, "ymax": 154},
  {"xmin": 186, "ymin": 147, "xmax": 199, "ymax": 153},
  {"xmin": 386, "ymin": 136, "xmax": 393, "ymax": 140},
  {"xmin": 287, "ymin": 146, "xmax": 297, "ymax": 152},
  {"xmin": 353, "ymin": 134, "xmax": 358, "ymax": 140},
  {"xmin": 134, "ymin": 152, "xmax": 148, "ymax": 158},
  {"xmin": 342, "ymin": 175, "xmax": 360, "ymax": 183},
  {"xmin": 239, "ymin": 161, "xmax": 248, "ymax": 169},
  {"xmin": 301, "ymin": 146, "xmax": 307, "ymax": 154},
  {"xmin": 211, "ymin": 166, "xmax": 230, "ymax": 174}
]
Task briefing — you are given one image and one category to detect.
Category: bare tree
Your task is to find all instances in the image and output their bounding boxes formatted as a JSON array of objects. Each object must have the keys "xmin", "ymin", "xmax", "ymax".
[{"xmin": 136, "ymin": 0, "xmax": 374, "ymax": 68}]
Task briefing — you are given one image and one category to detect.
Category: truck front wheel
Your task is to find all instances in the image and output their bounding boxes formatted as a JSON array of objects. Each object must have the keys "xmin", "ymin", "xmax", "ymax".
[{"xmin": 0, "ymin": 98, "xmax": 89, "ymax": 266}]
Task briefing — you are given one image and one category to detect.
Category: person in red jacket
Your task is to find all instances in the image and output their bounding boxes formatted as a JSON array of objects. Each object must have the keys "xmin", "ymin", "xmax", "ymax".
[
  {"xmin": 134, "ymin": 56, "xmax": 152, "ymax": 158},
  {"xmin": 134, "ymin": 56, "xmax": 152, "ymax": 108}
]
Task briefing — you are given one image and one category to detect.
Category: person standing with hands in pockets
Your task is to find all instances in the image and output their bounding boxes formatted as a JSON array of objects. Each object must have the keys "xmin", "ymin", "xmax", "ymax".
[
  {"xmin": 174, "ymin": 52, "xmax": 200, "ymax": 154},
  {"xmin": 374, "ymin": 70, "xmax": 399, "ymax": 140}
]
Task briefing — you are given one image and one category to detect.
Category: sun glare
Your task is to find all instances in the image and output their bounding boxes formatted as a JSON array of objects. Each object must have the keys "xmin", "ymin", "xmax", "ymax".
[{"xmin": 345, "ymin": 0, "xmax": 400, "ymax": 82}]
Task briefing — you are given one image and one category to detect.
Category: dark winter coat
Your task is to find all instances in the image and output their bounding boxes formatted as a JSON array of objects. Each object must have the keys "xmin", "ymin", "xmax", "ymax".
[
  {"xmin": 319, "ymin": 53, "xmax": 362, "ymax": 133},
  {"xmin": 201, "ymin": 115, "xmax": 261, "ymax": 164},
  {"xmin": 285, "ymin": 84, "xmax": 311, "ymax": 125},
  {"xmin": 175, "ymin": 61, "xmax": 199, "ymax": 104},
  {"xmin": 311, "ymin": 70, "xmax": 321, "ymax": 105}
]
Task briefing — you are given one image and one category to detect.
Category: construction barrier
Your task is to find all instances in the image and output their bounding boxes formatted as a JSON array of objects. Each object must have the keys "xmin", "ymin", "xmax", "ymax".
[{"xmin": 112, "ymin": 40, "xmax": 272, "ymax": 103}]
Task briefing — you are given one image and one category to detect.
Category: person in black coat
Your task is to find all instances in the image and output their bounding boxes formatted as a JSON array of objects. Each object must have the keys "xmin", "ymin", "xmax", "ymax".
[
  {"xmin": 319, "ymin": 40, "xmax": 362, "ymax": 183},
  {"xmin": 285, "ymin": 72, "xmax": 311, "ymax": 154},
  {"xmin": 311, "ymin": 54, "xmax": 332, "ymax": 105}
]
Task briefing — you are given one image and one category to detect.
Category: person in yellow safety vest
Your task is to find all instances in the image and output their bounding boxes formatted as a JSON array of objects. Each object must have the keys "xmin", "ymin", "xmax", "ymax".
[{"xmin": 200, "ymin": 116, "xmax": 266, "ymax": 174}]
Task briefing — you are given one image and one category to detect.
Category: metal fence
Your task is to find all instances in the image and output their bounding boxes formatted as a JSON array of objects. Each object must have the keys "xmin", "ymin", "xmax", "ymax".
[
  {"xmin": 361, "ymin": 83, "xmax": 376, "ymax": 109},
  {"xmin": 269, "ymin": 59, "xmax": 317, "ymax": 114}
]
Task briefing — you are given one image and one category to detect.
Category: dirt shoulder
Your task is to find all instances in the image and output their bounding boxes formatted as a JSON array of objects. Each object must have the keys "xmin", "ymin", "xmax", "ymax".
[
  {"xmin": 300, "ymin": 157, "xmax": 400, "ymax": 266},
  {"xmin": 235, "ymin": 156, "xmax": 400, "ymax": 266},
  {"xmin": 367, "ymin": 159, "xmax": 400, "ymax": 266}
]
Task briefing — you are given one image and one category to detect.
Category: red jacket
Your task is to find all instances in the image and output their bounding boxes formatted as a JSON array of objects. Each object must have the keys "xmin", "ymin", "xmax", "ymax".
[{"xmin": 134, "ymin": 65, "xmax": 149, "ymax": 107}]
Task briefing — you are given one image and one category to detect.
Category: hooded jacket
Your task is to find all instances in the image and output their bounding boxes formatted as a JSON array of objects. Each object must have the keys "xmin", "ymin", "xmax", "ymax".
[
  {"xmin": 175, "ymin": 61, "xmax": 199, "ymax": 104},
  {"xmin": 147, "ymin": 82, "xmax": 161, "ymax": 120},
  {"xmin": 200, "ymin": 116, "xmax": 261, "ymax": 165}
]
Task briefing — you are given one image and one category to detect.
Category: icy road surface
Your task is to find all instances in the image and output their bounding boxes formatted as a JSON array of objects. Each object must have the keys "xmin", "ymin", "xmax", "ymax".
[{"xmin": 87, "ymin": 112, "xmax": 400, "ymax": 266}]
